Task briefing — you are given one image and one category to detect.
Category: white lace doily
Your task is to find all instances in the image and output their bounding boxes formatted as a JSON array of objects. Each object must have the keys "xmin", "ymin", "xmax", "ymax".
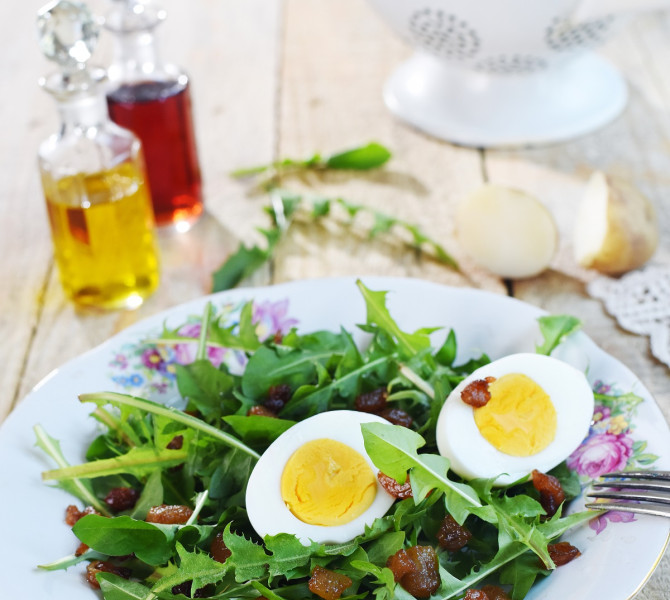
[{"xmin": 587, "ymin": 265, "xmax": 670, "ymax": 368}]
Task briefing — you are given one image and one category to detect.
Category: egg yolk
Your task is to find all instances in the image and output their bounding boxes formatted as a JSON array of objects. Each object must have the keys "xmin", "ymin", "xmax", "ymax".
[
  {"xmin": 473, "ymin": 373, "xmax": 557, "ymax": 457},
  {"xmin": 280, "ymin": 439, "xmax": 377, "ymax": 527}
]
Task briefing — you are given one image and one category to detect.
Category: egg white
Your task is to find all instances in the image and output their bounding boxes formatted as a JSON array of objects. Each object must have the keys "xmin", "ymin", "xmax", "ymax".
[
  {"xmin": 245, "ymin": 410, "xmax": 396, "ymax": 545},
  {"xmin": 436, "ymin": 353, "xmax": 594, "ymax": 486}
]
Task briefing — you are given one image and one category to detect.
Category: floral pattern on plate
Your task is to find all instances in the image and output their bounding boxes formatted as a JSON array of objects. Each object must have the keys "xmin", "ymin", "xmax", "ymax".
[
  {"xmin": 108, "ymin": 298, "xmax": 299, "ymax": 400},
  {"xmin": 568, "ymin": 380, "xmax": 659, "ymax": 533}
]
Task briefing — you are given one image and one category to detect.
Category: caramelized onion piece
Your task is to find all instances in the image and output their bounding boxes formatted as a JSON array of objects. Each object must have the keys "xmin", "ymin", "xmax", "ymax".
[
  {"xmin": 548, "ymin": 541, "xmax": 581, "ymax": 567},
  {"xmin": 531, "ymin": 469, "xmax": 565, "ymax": 518},
  {"xmin": 145, "ymin": 504, "xmax": 193, "ymax": 524},
  {"xmin": 104, "ymin": 487, "xmax": 139, "ymax": 513},
  {"xmin": 464, "ymin": 586, "xmax": 511, "ymax": 600},
  {"xmin": 210, "ymin": 531, "xmax": 232, "ymax": 563},
  {"xmin": 387, "ymin": 546, "xmax": 440, "ymax": 598},
  {"xmin": 85, "ymin": 560, "xmax": 131, "ymax": 589},
  {"xmin": 436, "ymin": 515, "xmax": 472, "ymax": 552},
  {"xmin": 377, "ymin": 472, "xmax": 413, "ymax": 499},
  {"xmin": 355, "ymin": 388, "xmax": 388, "ymax": 413},
  {"xmin": 461, "ymin": 377, "xmax": 495, "ymax": 408},
  {"xmin": 65, "ymin": 505, "xmax": 99, "ymax": 526},
  {"xmin": 308, "ymin": 565, "xmax": 352, "ymax": 600},
  {"xmin": 265, "ymin": 384, "xmax": 292, "ymax": 412},
  {"xmin": 380, "ymin": 407, "xmax": 413, "ymax": 428}
]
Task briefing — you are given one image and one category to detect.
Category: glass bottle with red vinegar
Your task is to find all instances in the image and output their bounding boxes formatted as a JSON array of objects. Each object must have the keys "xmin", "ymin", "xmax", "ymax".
[{"xmin": 104, "ymin": 0, "xmax": 203, "ymax": 229}]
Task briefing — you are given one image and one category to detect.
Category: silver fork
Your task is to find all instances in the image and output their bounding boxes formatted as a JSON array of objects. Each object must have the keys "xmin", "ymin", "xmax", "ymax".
[{"xmin": 585, "ymin": 470, "xmax": 670, "ymax": 518}]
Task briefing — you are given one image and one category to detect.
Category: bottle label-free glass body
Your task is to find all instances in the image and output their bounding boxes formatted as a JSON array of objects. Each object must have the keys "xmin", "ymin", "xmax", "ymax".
[
  {"xmin": 107, "ymin": 78, "xmax": 203, "ymax": 228},
  {"xmin": 42, "ymin": 161, "xmax": 160, "ymax": 310}
]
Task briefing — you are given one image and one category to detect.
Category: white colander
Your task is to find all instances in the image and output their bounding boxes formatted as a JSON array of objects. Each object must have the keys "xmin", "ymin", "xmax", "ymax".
[{"xmin": 366, "ymin": 0, "xmax": 669, "ymax": 147}]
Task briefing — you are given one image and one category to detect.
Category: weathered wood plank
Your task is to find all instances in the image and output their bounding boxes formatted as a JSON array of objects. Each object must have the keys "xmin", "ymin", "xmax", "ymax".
[
  {"xmin": 274, "ymin": 0, "xmax": 504, "ymax": 292},
  {"xmin": 0, "ymin": 0, "xmax": 65, "ymax": 421}
]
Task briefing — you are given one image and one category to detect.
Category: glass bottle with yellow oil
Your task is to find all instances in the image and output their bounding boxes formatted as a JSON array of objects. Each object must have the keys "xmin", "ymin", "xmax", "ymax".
[{"xmin": 36, "ymin": 0, "xmax": 160, "ymax": 310}]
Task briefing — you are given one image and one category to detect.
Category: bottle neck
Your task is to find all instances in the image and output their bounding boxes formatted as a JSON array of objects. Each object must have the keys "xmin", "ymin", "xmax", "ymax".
[
  {"xmin": 109, "ymin": 30, "xmax": 163, "ymax": 82},
  {"xmin": 56, "ymin": 93, "xmax": 109, "ymax": 133}
]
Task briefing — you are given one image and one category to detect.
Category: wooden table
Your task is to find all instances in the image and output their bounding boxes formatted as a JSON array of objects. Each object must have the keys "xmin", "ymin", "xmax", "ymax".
[{"xmin": 3, "ymin": 0, "xmax": 669, "ymax": 596}]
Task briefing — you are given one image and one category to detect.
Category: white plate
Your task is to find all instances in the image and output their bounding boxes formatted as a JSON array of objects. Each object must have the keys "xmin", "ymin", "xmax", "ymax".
[{"xmin": 1, "ymin": 276, "xmax": 669, "ymax": 599}]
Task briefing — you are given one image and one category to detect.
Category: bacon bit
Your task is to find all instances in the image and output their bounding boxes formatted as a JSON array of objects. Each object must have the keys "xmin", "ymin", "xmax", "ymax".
[
  {"xmin": 210, "ymin": 531, "xmax": 232, "ymax": 563},
  {"xmin": 379, "ymin": 407, "xmax": 413, "ymax": 428},
  {"xmin": 104, "ymin": 487, "xmax": 139, "ymax": 513},
  {"xmin": 547, "ymin": 541, "xmax": 581, "ymax": 567},
  {"xmin": 167, "ymin": 434, "xmax": 184, "ymax": 450},
  {"xmin": 355, "ymin": 387, "xmax": 388, "ymax": 413},
  {"xmin": 85, "ymin": 560, "xmax": 131, "ymax": 589},
  {"xmin": 247, "ymin": 405, "xmax": 277, "ymax": 418},
  {"xmin": 387, "ymin": 546, "xmax": 440, "ymax": 598},
  {"xmin": 436, "ymin": 515, "xmax": 472, "ymax": 552},
  {"xmin": 145, "ymin": 504, "xmax": 193, "ymax": 524},
  {"xmin": 265, "ymin": 383, "xmax": 292, "ymax": 412},
  {"xmin": 531, "ymin": 469, "xmax": 565, "ymax": 518},
  {"xmin": 461, "ymin": 377, "xmax": 495, "ymax": 408},
  {"xmin": 65, "ymin": 505, "xmax": 99, "ymax": 526},
  {"xmin": 308, "ymin": 565, "xmax": 353, "ymax": 600},
  {"xmin": 377, "ymin": 472, "xmax": 413, "ymax": 499}
]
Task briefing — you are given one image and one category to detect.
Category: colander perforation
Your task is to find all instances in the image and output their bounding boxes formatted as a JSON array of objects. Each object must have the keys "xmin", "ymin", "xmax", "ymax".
[
  {"xmin": 546, "ymin": 15, "xmax": 616, "ymax": 51},
  {"xmin": 474, "ymin": 54, "xmax": 548, "ymax": 74},
  {"xmin": 408, "ymin": 8, "xmax": 480, "ymax": 60}
]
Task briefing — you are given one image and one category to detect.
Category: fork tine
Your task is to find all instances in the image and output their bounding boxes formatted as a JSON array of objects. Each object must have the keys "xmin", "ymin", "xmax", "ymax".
[
  {"xmin": 585, "ymin": 501, "xmax": 670, "ymax": 518},
  {"xmin": 599, "ymin": 470, "xmax": 670, "ymax": 481},
  {"xmin": 587, "ymin": 490, "xmax": 670, "ymax": 505},
  {"xmin": 591, "ymin": 479, "xmax": 670, "ymax": 492},
  {"xmin": 586, "ymin": 470, "xmax": 670, "ymax": 518}
]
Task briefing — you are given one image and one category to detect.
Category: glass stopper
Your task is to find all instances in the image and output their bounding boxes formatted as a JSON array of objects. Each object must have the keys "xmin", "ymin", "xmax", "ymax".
[
  {"xmin": 37, "ymin": 0, "xmax": 100, "ymax": 73},
  {"xmin": 105, "ymin": 0, "xmax": 166, "ymax": 34}
]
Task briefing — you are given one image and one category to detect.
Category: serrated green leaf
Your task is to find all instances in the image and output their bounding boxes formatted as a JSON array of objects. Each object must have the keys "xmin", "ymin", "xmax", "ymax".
[
  {"xmin": 265, "ymin": 533, "xmax": 314, "ymax": 579},
  {"xmin": 98, "ymin": 573, "xmax": 152, "ymax": 600},
  {"xmin": 223, "ymin": 524, "xmax": 269, "ymax": 582}
]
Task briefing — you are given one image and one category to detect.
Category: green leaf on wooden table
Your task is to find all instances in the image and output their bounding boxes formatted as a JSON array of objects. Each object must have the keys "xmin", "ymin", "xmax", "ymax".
[
  {"xmin": 212, "ymin": 227, "xmax": 281, "ymax": 292},
  {"xmin": 325, "ymin": 142, "xmax": 392, "ymax": 170},
  {"xmin": 535, "ymin": 315, "xmax": 581, "ymax": 355},
  {"xmin": 230, "ymin": 141, "xmax": 391, "ymax": 180}
]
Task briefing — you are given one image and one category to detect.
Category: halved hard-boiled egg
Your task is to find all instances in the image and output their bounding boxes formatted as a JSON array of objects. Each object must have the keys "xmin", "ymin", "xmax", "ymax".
[
  {"xmin": 245, "ymin": 410, "xmax": 395, "ymax": 545},
  {"xmin": 436, "ymin": 353, "xmax": 594, "ymax": 486}
]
